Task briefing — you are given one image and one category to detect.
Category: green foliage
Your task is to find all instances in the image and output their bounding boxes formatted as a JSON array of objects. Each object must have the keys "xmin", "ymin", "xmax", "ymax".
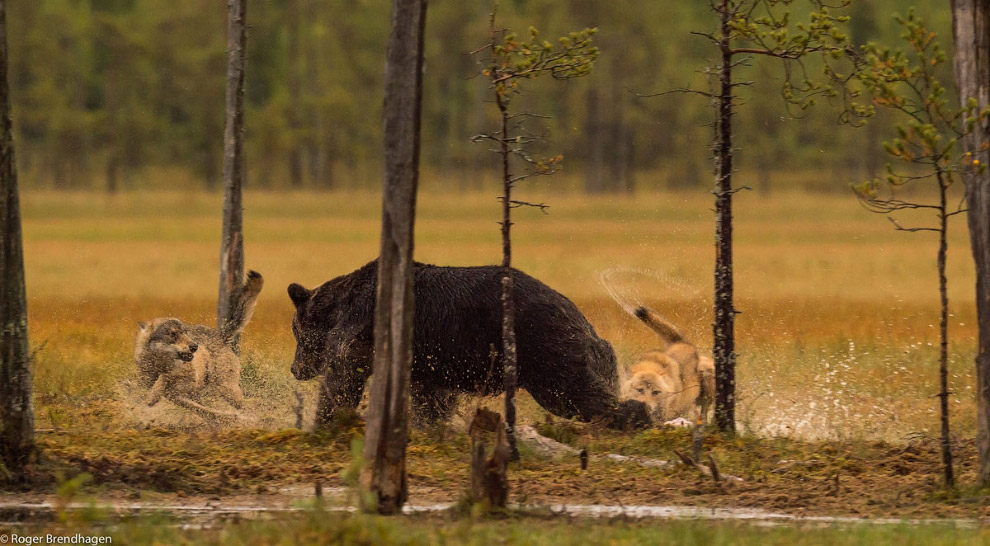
[
  {"xmin": 850, "ymin": 11, "xmax": 990, "ymax": 205},
  {"xmin": 2, "ymin": 0, "xmax": 956, "ymax": 191},
  {"xmin": 476, "ymin": 10, "xmax": 597, "ymax": 182},
  {"xmin": 727, "ymin": 1, "xmax": 854, "ymax": 110},
  {"xmin": 487, "ymin": 26, "xmax": 598, "ymax": 102}
]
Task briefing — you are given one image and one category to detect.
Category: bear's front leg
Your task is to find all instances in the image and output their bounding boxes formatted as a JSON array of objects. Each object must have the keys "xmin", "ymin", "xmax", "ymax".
[
  {"xmin": 410, "ymin": 383, "xmax": 459, "ymax": 426},
  {"xmin": 314, "ymin": 359, "xmax": 372, "ymax": 428}
]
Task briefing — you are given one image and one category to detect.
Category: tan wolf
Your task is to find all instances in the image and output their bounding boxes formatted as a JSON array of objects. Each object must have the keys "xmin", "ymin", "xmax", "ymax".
[
  {"xmin": 623, "ymin": 306, "xmax": 715, "ymax": 425},
  {"xmin": 134, "ymin": 270, "xmax": 263, "ymax": 424}
]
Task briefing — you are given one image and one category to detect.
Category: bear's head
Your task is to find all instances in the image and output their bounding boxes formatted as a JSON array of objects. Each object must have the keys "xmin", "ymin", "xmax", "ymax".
[
  {"xmin": 287, "ymin": 283, "xmax": 330, "ymax": 380},
  {"xmin": 287, "ymin": 273, "xmax": 375, "ymax": 385}
]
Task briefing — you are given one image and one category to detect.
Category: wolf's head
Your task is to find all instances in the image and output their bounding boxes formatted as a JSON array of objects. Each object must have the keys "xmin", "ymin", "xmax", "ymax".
[
  {"xmin": 137, "ymin": 318, "xmax": 199, "ymax": 365},
  {"xmin": 622, "ymin": 353, "xmax": 683, "ymax": 421}
]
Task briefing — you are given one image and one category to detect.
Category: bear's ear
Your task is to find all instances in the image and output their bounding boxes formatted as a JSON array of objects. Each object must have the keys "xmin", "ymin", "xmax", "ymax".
[{"xmin": 287, "ymin": 283, "xmax": 312, "ymax": 308}]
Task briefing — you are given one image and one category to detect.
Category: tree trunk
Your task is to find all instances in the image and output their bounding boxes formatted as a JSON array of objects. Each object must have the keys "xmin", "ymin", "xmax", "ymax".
[
  {"xmin": 106, "ymin": 155, "xmax": 120, "ymax": 194},
  {"xmin": 105, "ymin": 57, "xmax": 120, "ymax": 195},
  {"xmin": 286, "ymin": 0, "xmax": 304, "ymax": 188},
  {"xmin": 0, "ymin": 0, "xmax": 34, "ymax": 477},
  {"xmin": 583, "ymin": 88, "xmax": 605, "ymax": 194},
  {"xmin": 497, "ymin": 95, "xmax": 520, "ymax": 462},
  {"xmin": 758, "ymin": 160, "xmax": 771, "ymax": 197},
  {"xmin": 950, "ymin": 0, "xmax": 990, "ymax": 486},
  {"xmin": 713, "ymin": 0, "xmax": 737, "ymax": 433},
  {"xmin": 490, "ymin": 19, "xmax": 520, "ymax": 462},
  {"xmin": 359, "ymin": 0, "xmax": 426, "ymax": 515},
  {"xmin": 469, "ymin": 408, "xmax": 509, "ymax": 508},
  {"xmin": 937, "ymin": 174, "xmax": 955, "ymax": 487},
  {"xmin": 218, "ymin": 0, "xmax": 246, "ymax": 352}
]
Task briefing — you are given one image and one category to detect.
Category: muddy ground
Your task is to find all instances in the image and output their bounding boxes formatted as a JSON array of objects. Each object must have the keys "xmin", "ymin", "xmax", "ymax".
[{"xmin": 2, "ymin": 400, "xmax": 988, "ymax": 524}]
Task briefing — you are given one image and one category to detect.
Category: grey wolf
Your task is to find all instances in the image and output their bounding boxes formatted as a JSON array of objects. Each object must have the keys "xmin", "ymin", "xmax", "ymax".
[
  {"xmin": 134, "ymin": 270, "xmax": 263, "ymax": 423},
  {"xmin": 287, "ymin": 260, "xmax": 649, "ymax": 430}
]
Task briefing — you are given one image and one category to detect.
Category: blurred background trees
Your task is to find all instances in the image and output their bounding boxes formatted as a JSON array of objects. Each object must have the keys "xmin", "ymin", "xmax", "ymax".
[{"xmin": 5, "ymin": 0, "xmax": 951, "ymax": 192}]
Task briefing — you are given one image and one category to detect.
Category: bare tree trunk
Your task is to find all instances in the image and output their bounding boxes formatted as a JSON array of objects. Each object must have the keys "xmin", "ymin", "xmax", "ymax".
[
  {"xmin": 218, "ymin": 0, "xmax": 246, "ymax": 352},
  {"xmin": 583, "ymin": 88, "xmax": 605, "ymax": 194},
  {"xmin": 106, "ymin": 155, "xmax": 120, "ymax": 194},
  {"xmin": 713, "ymin": 0, "xmax": 737, "ymax": 433},
  {"xmin": 951, "ymin": 0, "xmax": 990, "ymax": 486},
  {"xmin": 758, "ymin": 161, "xmax": 771, "ymax": 197},
  {"xmin": 497, "ymin": 94, "xmax": 520, "ymax": 462},
  {"xmin": 0, "ymin": 0, "xmax": 34, "ymax": 477},
  {"xmin": 359, "ymin": 0, "xmax": 427, "ymax": 515},
  {"xmin": 286, "ymin": 0, "xmax": 304, "ymax": 188},
  {"xmin": 864, "ymin": 118, "xmax": 880, "ymax": 182},
  {"xmin": 612, "ymin": 123, "xmax": 634, "ymax": 193},
  {"xmin": 105, "ymin": 59, "xmax": 120, "ymax": 195},
  {"xmin": 469, "ymin": 408, "xmax": 509, "ymax": 507},
  {"xmin": 937, "ymin": 173, "xmax": 955, "ymax": 487},
  {"xmin": 489, "ymin": 19, "xmax": 521, "ymax": 462}
]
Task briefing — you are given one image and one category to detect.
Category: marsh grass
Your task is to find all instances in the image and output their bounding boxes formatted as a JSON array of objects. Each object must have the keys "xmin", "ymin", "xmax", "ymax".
[{"xmin": 20, "ymin": 189, "xmax": 978, "ymax": 441}]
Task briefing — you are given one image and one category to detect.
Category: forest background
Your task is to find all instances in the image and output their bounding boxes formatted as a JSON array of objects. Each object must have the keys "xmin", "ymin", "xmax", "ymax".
[{"xmin": 9, "ymin": 0, "xmax": 946, "ymax": 194}]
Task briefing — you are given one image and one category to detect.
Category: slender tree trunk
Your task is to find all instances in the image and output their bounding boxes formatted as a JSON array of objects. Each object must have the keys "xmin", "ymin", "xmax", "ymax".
[
  {"xmin": 218, "ymin": 0, "xmax": 246, "ymax": 352},
  {"xmin": 583, "ymin": 88, "xmax": 605, "ymax": 194},
  {"xmin": 950, "ymin": 0, "xmax": 990, "ymax": 486},
  {"xmin": 360, "ymin": 0, "xmax": 427, "ymax": 515},
  {"xmin": 489, "ymin": 17, "xmax": 520, "ymax": 462},
  {"xmin": 105, "ymin": 59, "xmax": 120, "ymax": 195},
  {"xmin": 758, "ymin": 161, "xmax": 771, "ymax": 197},
  {"xmin": 304, "ymin": 3, "xmax": 333, "ymax": 190},
  {"xmin": 864, "ymin": 118, "xmax": 881, "ymax": 181},
  {"xmin": 0, "ymin": 0, "xmax": 34, "ymax": 477},
  {"xmin": 106, "ymin": 155, "xmax": 120, "ymax": 194},
  {"xmin": 286, "ymin": 0, "xmax": 304, "ymax": 188},
  {"xmin": 712, "ymin": 0, "xmax": 737, "ymax": 433},
  {"xmin": 937, "ymin": 172, "xmax": 955, "ymax": 487},
  {"xmin": 613, "ymin": 123, "xmax": 634, "ymax": 194},
  {"xmin": 496, "ymin": 92, "xmax": 520, "ymax": 462}
]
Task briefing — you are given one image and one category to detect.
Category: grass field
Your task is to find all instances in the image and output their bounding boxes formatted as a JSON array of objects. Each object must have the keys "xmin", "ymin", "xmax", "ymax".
[
  {"xmin": 20, "ymin": 187, "xmax": 979, "ymax": 440},
  {"xmin": 6, "ymin": 187, "xmax": 990, "ymax": 538}
]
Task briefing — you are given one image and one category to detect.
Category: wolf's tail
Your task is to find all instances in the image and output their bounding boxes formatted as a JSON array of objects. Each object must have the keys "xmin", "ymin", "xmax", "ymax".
[
  {"xmin": 599, "ymin": 268, "xmax": 639, "ymax": 317},
  {"xmin": 633, "ymin": 306, "xmax": 684, "ymax": 347},
  {"xmin": 219, "ymin": 270, "xmax": 264, "ymax": 345},
  {"xmin": 600, "ymin": 268, "xmax": 686, "ymax": 347}
]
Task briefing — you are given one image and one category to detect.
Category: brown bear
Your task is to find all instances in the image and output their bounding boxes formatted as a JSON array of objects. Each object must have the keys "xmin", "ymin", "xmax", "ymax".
[{"xmin": 287, "ymin": 260, "xmax": 649, "ymax": 430}]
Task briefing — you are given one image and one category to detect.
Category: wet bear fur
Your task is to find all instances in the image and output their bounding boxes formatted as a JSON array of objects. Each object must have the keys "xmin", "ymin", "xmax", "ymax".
[{"xmin": 288, "ymin": 260, "xmax": 650, "ymax": 430}]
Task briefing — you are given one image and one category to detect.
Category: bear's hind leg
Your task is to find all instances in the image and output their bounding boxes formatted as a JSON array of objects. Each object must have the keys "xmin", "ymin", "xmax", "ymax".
[{"xmin": 523, "ymin": 364, "xmax": 650, "ymax": 430}]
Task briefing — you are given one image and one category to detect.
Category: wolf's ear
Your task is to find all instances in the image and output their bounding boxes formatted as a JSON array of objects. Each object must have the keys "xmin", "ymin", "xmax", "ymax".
[
  {"xmin": 138, "ymin": 321, "xmax": 147, "ymax": 330},
  {"xmin": 288, "ymin": 283, "xmax": 311, "ymax": 308}
]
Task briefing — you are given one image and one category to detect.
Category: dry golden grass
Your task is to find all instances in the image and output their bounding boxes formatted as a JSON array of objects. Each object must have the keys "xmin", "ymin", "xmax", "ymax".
[{"xmin": 20, "ymin": 187, "xmax": 979, "ymax": 441}]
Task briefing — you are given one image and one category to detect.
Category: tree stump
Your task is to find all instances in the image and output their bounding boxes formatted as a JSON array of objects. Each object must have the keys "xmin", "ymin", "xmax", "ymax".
[{"xmin": 469, "ymin": 408, "xmax": 510, "ymax": 508}]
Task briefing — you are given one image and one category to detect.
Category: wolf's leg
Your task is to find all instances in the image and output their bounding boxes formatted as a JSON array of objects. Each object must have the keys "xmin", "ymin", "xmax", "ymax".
[
  {"xmin": 145, "ymin": 376, "xmax": 166, "ymax": 407},
  {"xmin": 698, "ymin": 367, "xmax": 715, "ymax": 425},
  {"xmin": 170, "ymin": 396, "xmax": 239, "ymax": 424},
  {"xmin": 219, "ymin": 383, "xmax": 246, "ymax": 409}
]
